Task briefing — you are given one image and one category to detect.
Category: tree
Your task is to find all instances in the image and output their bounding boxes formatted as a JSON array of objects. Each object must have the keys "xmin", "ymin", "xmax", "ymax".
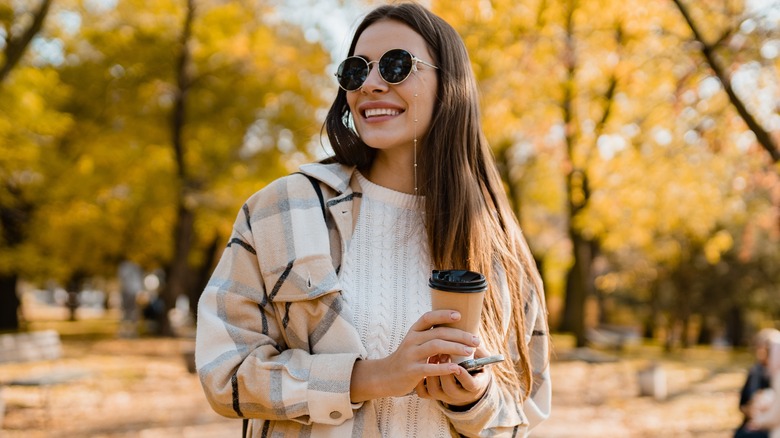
[
  {"xmin": 164, "ymin": 0, "xmax": 198, "ymax": 336},
  {"xmin": 436, "ymin": 0, "xmax": 779, "ymax": 347},
  {"xmin": 436, "ymin": 0, "xmax": 634, "ymax": 345},
  {"xmin": 36, "ymin": 0, "xmax": 331, "ymax": 334},
  {"xmin": 1, "ymin": 0, "xmax": 330, "ymax": 333},
  {"xmin": 0, "ymin": 0, "xmax": 61, "ymax": 331}
]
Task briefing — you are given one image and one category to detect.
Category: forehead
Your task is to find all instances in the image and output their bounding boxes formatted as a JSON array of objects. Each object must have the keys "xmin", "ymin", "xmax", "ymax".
[{"xmin": 354, "ymin": 19, "xmax": 431, "ymax": 60}]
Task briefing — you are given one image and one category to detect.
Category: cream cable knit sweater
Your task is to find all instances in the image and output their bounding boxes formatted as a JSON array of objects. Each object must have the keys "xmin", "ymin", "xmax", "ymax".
[{"xmin": 339, "ymin": 172, "xmax": 451, "ymax": 437}]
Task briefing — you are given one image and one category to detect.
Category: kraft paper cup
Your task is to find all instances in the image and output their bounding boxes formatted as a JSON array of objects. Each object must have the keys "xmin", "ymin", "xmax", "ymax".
[{"xmin": 429, "ymin": 270, "xmax": 488, "ymax": 364}]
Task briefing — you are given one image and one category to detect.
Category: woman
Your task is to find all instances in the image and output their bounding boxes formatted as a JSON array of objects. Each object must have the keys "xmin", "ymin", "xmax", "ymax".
[
  {"xmin": 196, "ymin": 2, "xmax": 551, "ymax": 437},
  {"xmin": 735, "ymin": 328, "xmax": 779, "ymax": 438},
  {"xmin": 745, "ymin": 331, "xmax": 780, "ymax": 438}
]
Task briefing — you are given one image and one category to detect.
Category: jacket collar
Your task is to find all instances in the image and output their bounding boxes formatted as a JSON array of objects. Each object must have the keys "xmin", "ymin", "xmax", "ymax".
[{"xmin": 298, "ymin": 162, "xmax": 356, "ymax": 195}]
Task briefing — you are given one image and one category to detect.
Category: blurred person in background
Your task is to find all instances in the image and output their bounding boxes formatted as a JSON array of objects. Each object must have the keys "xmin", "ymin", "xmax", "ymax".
[
  {"xmin": 747, "ymin": 333, "xmax": 780, "ymax": 438},
  {"xmin": 195, "ymin": 2, "xmax": 550, "ymax": 437},
  {"xmin": 735, "ymin": 328, "xmax": 780, "ymax": 438},
  {"xmin": 118, "ymin": 260, "xmax": 144, "ymax": 337}
]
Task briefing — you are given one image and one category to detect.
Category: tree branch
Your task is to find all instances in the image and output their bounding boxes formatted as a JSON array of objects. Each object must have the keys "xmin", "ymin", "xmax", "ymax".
[
  {"xmin": 171, "ymin": 0, "xmax": 195, "ymax": 181},
  {"xmin": 711, "ymin": 26, "xmax": 736, "ymax": 50},
  {"xmin": 0, "ymin": 0, "xmax": 53, "ymax": 84},
  {"xmin": 586, "ymin": 21, "xmax": 622, "ymax": 167},
  {"xmin": 671, "ymin": 0, "xmax": 780, "ymax": 162}
]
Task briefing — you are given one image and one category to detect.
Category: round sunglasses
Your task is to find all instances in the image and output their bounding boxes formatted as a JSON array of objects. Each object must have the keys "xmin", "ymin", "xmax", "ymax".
[{"xmin": 335, "ymin": 48, "xmax": 438, "ymax": 92}]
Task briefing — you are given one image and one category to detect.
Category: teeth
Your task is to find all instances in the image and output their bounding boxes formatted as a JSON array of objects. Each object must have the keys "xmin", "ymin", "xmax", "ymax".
[{"xmin": 365, "ymin": 108, "xmax": 400, "ymax": 118}]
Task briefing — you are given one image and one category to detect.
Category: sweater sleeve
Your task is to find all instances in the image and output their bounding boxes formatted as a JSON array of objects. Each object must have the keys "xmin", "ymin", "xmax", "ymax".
[
  {"xmin": 441, "ymin": 288, "xmax": 551, "ymax": 437},
  {"xmin": 195, "ymin": 181, "xmax": 364, "ymax": 426}
]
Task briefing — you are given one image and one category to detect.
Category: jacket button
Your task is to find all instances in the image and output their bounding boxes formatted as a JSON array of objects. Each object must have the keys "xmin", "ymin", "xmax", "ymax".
[{"xmin": 329, "ymin": 411, "xmax": 342, "ymax": 419}]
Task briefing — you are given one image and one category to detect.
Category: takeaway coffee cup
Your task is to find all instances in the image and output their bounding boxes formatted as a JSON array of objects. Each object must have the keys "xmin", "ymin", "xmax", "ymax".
[{"xmin": 429, "ymin": 269, "xmax": 488, "ymax": 364}]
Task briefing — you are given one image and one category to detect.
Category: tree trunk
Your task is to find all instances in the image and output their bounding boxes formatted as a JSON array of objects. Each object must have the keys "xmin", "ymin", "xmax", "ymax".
[
  {"xmin": 726, "ymin": 305, "xmax": 745, "ymax": 347},
  {"xmin": 643, "ymin": 285, "xmax": 659, "ymax": 339},
  {"xmin": 559, "ymin": 0, "xmax": 586, "ymax": 345},
  {"xmin": 0, "ymin": 274, "xmax": 20, "ymax": 331},
  {"xmin": 561, "ymin": 231, "xmax": 592, "ymax": 346},
  {"xmin": 553, "ymin": 0, "xmax": 622, "ymax": 341},
  {"xmin": 494, "ymin": 141, "xmax": 522, "ymax": 216},
  {"xmin": 189, "ymin": 233, "xmax": 222, "ymax": 322},
  {"xmin": 680, "ymin": 313, "xmax": 690, "ymax": 349},
  {"xmin": 158, "ymin": 0, "xmax": 196, "ymax": 337},
  {"xmin": 0, "ymin": 196, "xmax": 32, "ymax": 331},
  {"xmin": 160, "ymin": 203, "xmax": 195, "ymax": 336},
  {"xmin": 0, "ymin": 0, "xmax": 54, "ymax": 332},
  {"xmin": 697, "ymin": 317, "xmax": 712, "ymax": 345},
  {"xmin": 664, "ymin": 316, "xmax": 677, "ymax": 352}
]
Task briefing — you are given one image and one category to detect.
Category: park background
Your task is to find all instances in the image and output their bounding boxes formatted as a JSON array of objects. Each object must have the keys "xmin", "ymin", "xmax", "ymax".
[{"xmin": 1, "ymin": 0, "xmax": 779, "ymax": 436}]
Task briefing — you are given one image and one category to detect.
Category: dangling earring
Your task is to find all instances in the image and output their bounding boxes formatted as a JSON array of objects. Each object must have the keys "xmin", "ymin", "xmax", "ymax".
[{"xmin": 413, "ymin": 88, "xmax": 419, "ymax": 196}]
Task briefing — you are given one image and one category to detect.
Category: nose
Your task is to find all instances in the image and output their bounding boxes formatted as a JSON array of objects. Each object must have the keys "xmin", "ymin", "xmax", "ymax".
[{"xmin": 360, "ymin": 61, "xmax": 387, "ymax": 93}]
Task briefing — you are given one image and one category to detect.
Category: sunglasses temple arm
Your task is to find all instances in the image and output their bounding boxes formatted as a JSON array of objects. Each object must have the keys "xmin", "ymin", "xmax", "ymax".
[{"xmin": 415, "ymin": 58, "xmax": 439, "ymax": 70}]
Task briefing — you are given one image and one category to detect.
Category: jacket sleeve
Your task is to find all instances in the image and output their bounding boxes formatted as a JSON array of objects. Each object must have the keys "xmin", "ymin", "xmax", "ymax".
[
  {"xmin": 441, "ymin": 287, "xmax": 552, "ymax": 437},
  {"xmin": 195, "ymin": 180, "xmax": 364, "ymax": 426},
  {"xmin": 751, "ymin": 344, "xmax": 780, "ymax": 430},
  {"xmin": 739, "ymin": 365, "xmax": 761, "ymax": 409},
  {"xmin": 750, "ymin": 373, "xmax": 780, "ymax": 430}
]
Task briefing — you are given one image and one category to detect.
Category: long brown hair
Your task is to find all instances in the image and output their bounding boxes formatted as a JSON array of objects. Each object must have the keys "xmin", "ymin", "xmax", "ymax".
[{"xmin": 325, "ymin": 2, "xmax": 547, "ymax": 399}]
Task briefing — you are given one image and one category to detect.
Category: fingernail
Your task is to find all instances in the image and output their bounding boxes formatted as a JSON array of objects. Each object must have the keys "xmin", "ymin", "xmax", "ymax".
[
  {"xmin": 450, "ymin": 365, "xmax": 461, "ymax": 375},
  {"xmin": 451, "ymin": 312, "xmax": 460, "ymax": 320},
  {"xmin": 464, "ymin": 347, "xmax": 474, "ymax": 355},
  {"xmin": 472, "ymin": 336, "xmax": 480, "ymax": 346}
]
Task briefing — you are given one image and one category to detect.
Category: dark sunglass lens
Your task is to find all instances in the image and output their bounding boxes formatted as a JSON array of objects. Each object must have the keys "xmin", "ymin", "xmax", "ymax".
[
  {"xmin": 379, "ymin": 49, "xmax": 413, "ymax": 84},
  {"xmin": 337, "ymin": 57, "xmax": 368, "ymax": 90}
]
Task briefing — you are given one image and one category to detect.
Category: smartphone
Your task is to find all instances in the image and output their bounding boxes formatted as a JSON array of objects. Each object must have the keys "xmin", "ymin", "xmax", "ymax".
[{"xmin": 458, "ymin": 354, "xmax": 505, "ymax": 374}]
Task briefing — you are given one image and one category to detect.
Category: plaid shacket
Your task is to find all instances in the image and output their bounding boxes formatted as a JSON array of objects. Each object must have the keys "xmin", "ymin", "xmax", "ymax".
[{"xmin": 196, "ymin": 162, "xmax": 551, "ymax": 437}]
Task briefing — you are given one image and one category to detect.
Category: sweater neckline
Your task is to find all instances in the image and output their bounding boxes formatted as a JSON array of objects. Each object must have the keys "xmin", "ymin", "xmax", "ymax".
[{"xmin": 356, "ymin": 171, "xmax": 424, "ymax": 211}]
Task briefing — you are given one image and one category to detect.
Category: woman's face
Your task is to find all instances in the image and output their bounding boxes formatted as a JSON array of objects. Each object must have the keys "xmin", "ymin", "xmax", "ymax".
[{"xmin": 346, "ymin": 19, "xmax": 439, "ymax": 159}]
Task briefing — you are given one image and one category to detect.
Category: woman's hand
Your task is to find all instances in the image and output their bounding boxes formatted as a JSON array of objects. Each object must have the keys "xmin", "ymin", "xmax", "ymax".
[
  {"xmin": 350, "ymin": 310, "xmax": 480, "ymax": 403},
  {"xmin": 415, "ymin": 345, "xmax": 493, "ymax": 408}
]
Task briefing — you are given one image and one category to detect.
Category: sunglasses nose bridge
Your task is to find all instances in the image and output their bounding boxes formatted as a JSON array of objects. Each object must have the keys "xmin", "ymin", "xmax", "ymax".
[{"xmin": 361, "ymin": 59, "xmax": 387, "ymax": 90}]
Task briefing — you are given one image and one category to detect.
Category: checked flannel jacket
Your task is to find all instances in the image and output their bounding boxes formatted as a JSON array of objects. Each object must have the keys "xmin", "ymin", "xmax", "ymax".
[{"xmin": 195, "ymin": 162, "xmax": 551, "ymax": 437}]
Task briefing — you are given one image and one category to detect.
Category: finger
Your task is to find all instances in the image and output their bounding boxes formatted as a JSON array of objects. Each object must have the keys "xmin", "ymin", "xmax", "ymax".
[
  {"xmin": 425, "ymin": 375, "xmax": 444, "ymax": 399},
  {"xmin": 472, "ymin": 345, "xmax": 490, "ymax": 359},
  {"xmin": 416, "ymin": 379, "xmax": 431, "ymax": 399},
  {"xmin": 422, "ymin": 362, "xmax": 461, "ymax": 378},
  {"xmin": 416, "ymin": 339, "xmax": 475, "ymax": 360},
  {"xmin": 440, "ymin": 372, "xmax": 467, "ymax": 396},
  {"xmin": 423, "ymin": 327, "xmax": 481, "ymax": 347},
  {"xmin": 410, "ymin": 310, "xmax": 462, "ymax": 332},
  {"xmin": 453, "ymin": 368, "xmax": 480, "ymax": 392}
]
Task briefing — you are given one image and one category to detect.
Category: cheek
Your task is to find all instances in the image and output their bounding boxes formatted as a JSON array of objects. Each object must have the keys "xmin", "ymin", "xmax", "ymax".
[
  {"xmin": 421, "ymin": 81, "xmax": 438, "ymax": 117},
  {"xmin": 346, "ymin": 95, "xmax": 358, "ymax": 115},
  {"xmin": 420, "ymin": 91, "xmax": 438, "ymax": 126}
]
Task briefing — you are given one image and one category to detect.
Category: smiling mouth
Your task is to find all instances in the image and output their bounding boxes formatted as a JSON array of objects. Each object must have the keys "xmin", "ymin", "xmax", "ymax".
[{"xmin": 364, "ymin": 108, "xmax": 403, "ymax": 118}]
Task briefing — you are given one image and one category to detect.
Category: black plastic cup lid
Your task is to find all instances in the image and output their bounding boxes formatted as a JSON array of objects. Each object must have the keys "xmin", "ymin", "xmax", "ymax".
[{"xmin": 429, "ymin": 270, "xmax": 488, "ymax": 293}]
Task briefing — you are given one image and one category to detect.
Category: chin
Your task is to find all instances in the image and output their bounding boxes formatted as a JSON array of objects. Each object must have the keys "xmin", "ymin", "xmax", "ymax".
[{"xmin": 358, "ymin": 135, "xmax": 412, "ymax": 151}]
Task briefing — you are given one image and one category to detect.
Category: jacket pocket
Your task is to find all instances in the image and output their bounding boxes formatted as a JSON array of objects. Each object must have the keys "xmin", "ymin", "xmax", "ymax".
[{"xmin": 262, "ymin": 255, "xmax": 341, "ymax": 303}]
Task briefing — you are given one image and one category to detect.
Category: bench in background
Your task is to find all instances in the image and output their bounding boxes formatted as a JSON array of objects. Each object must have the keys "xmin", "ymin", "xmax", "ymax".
[{"xmin": 0, "ymin": 330, "xmax": 89, "ymax": 429}]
